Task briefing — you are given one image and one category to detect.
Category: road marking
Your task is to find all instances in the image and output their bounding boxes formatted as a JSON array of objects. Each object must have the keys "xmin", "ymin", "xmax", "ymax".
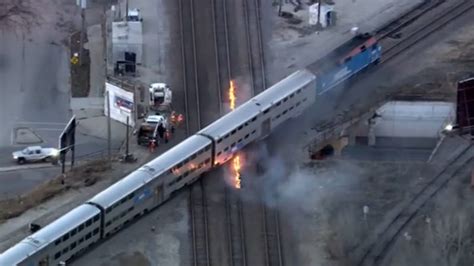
[
  {"xmin": 0, "ymin": 163, "xmax": 59, "ymax": 173},
  {"xmin": 14, "ymin": 121, "xmax": 67, "ymax": 126},
  {"xmin": 34, "ymin": 128, "xmax": 64, "ymax": 131}
]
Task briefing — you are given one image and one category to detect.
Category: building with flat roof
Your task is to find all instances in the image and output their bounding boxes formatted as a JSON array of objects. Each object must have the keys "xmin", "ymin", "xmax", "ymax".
[{"xmin": 112, "ymin": 21, "xmax": 143, "ymax": 66}]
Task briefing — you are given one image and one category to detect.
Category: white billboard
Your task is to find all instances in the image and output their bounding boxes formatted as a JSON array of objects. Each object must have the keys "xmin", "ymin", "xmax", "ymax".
[{"xmin": 104, "ymin": 82, "xmax": 135, "ymax": 127}]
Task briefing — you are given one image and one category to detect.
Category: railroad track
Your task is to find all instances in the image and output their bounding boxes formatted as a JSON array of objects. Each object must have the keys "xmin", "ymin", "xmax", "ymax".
[
  {"xmin": 243, "ymin": 0, "xmax": 267, "ymax": 95},
  {"xmin": 190, "ymin": 180, "xmax": 211, "ymax": 266},
  {"xmin": 179, "ymin": 0, "xmax": 201, "ymax": 135},
  {"xmin": 378, "ymin": 0, "xmax": 474, "ymax": 63},
  {"xmin": 225, "ymin": 188, "xmax": 247, "ymax": 266},
  {"xmin": 262, "ymin": 203, "xmax": 284, "ymax": 266},
  {"xmin": 355, "ymin": 143, "xmax": 474, "ymax": 266},
  {"xmin": 375, "ymin": 0, "xmax": 446, "ymax": 39}
]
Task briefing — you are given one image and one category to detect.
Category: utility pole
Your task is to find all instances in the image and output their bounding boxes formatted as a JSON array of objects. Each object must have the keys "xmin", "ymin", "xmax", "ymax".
[
  {"xmin": 107, "ymin": 89, "xmax": 112, "ymax": 162},
  {"xmin": 77, "ymin": 0, "xmax": 87, "ymax": 65},
  {"xmin": 125, "ymin": 116, "xmax": 130, "ymax": 157},
  {"xmin": 102, "ymin": 3, "xmax": 107, "ymax": 78},
  {"xmin": 316, "ymin": 0, "xmax": 322, "ymax": 29},
  {"xmin": 125, "ymin": 0, "xmax": 129, "ymax": 22}
]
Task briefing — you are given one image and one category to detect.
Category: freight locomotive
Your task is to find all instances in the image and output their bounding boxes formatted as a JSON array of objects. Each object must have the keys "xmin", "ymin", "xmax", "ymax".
[{"xmin": 0, "ymin": 33, "xmax": 381, "ymax": 266}]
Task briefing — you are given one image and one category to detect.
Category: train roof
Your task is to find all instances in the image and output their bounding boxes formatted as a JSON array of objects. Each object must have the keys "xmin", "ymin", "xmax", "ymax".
[
  {"xmin": 87, "ymin": 135, "xmax": 211, "ymax": 208},
  {"xmin": 0, "ymin": 205, "xmax": 99, "ymax": 265},
  {"xmin": 252, "ymin": 70, "xmax": 316, "ymax": 109},
  {"xmin": 309, "ymin": 33, "xmax": 377, "ymax": 73},
  {"xmin": 198, "ymin": 100, "xmax": 261, "ymax": 140}
]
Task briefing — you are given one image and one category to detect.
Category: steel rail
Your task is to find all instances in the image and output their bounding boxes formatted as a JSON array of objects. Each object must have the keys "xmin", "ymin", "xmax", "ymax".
[
  {"xmin": 356, "ymin": 144, "xmax": 474, "ymax": 266},
  {"xmin": 190, "ymin": 180, "xmax": 211, "ymax": 266},
  {"xmin": 262, "ymin": 203, "xmax": 284, "ymax": 266},
  {"xmin": 225, "ymin": 188, "xmax": 248, "ymax": 266},
  {"xmin": 380, "ymin": 0, "xmax": 474, "ymax": 63}
]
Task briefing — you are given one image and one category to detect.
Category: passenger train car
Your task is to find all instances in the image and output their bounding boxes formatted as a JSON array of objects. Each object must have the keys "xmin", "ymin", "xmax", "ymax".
[
  {"xmin": 0, "ymin": 70, "xmax": 317, "ymax": 266},
  {"xmin": 310, "ymin": 33, "xmax": 382, "ymax": 95}
]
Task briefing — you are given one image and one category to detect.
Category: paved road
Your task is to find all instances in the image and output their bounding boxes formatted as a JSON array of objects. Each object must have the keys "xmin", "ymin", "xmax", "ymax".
[
  {"xmin": 0, "ymin": 31, "xmax": 70, "ymax": 167},
  {"xmin": 0, "ymin": 167, "xmax": 60, "ymax": 200}
]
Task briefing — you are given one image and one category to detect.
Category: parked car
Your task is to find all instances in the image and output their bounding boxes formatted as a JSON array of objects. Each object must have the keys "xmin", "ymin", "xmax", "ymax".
[{"xmin": 12, "ymin": 146, "xmax": 59, "ymax": 165}]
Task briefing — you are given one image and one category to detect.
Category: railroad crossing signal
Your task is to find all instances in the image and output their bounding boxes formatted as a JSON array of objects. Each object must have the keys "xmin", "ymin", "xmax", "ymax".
[{"xmin": 70, "ymin": 53, "xmax": 79, "ymax": 65}]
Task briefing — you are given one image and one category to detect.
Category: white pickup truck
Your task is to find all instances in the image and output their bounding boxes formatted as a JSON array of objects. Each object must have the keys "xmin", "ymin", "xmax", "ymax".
[{"xmin": 12, "ymin": 146, "xmax": 59, "ymax": 165}]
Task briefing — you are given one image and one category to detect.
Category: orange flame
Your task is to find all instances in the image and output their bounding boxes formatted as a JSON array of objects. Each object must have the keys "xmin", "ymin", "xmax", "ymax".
[
  {"xmin": 232, "ymin": 155, "xmax": 241, "ymax": 189},
  {"xmin": 229, "ymin": 80, "xmax": 236, "ymax": 111}
]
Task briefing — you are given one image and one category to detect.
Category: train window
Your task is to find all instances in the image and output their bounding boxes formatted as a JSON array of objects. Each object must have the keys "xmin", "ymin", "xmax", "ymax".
[
  {"xmin": 251, "ymin": 116, "xmax": 257, "ymax": 122},
  {"xmin": 290, "ymin": 93, "xmax": 295, "ymax": 98},
  {"xmin": 105, "ymin": 208, "xmax": 111, "ymax": 214},
  {"xmin": 251, "ymin": 130, "xmax": 256, "ymax": 134},
  {"xmin": 128, "ymin": 206, "xmax": 134, "ymax": 212},
  {"xmin": 244, "ymin": 122, "xmax": 249, "ymax": 126},
  {"xmin": 177, "ymin": 162, "xmax": 184, "ymax": 168},
  {"xmin": 238, "ymin": 125, "xmax": 243, "ymax": 130},
  {"xmin": 231, "ymin": 129, "xmax": 237, "ymax": 134},
  {"xmin": 283, "ymin": 110, "xmax": 288, "ymax": 115},
  {"xmin": 85, "ymin": 232, "xmax": 92, "ymax": 240},
  {"xmin": 276, "ymin": 115, "xmax": 281, "ymax": 119},
  {"xmin": 63, "ymin": 247, "xmax": 69, "ymax": 254},
  {"xmin": 78, "ymin": 237, "xmax": 84, "ymax": 244},
  {"xmin": 217, "ymin": 139, "xmax": 222, "ymax": 144},
  {"xmin": 231, "ymin": 143, "xmax": 236, "ymax": 148},
  {"xmin": 296, "ymin": 102, "xmax": 301, "ymax": 107},
  {"xmin": 289, "ymin": 106, "xmax": 294, "ymax": 110},
  {"xmin": 245, "ymin": 134, "xmax": 250, "ymax": 139},
  {"xmin": 224, "ymin": 147, "xmax": 229, "ymax": 152},
  {"xmin": 62, "ymin": 234, "xmax": 69, "ymax": 242},
  {"xmin": 263, "ymin": 108, "xmax": 270, "ymax": 114},
  {"xmin": 55, "ymin": 239, "xmax": 61, "ymax": 246},
  {"xmin": 54, "ymin": 252, "xmax": 61, "ymax": 259},
  {"xmin": 71, "ymin": 228, "xmax": 77, "ymax": 236},
  {"xmin": 296, "ymin": 89, "xmax": 301, "ymax": 94},
  {"xmin": 283, "ymin": 97, "xmax": 288, "ymax": 102},
  {"xmin": 120, "ymin": 198, "xmax": 127, "ymax": 204},
  {"xmin": 106, "ymin": 221, "xmax": 111, "ymax": 227},
  {"xmin": 86, "ymin": 219, "xmax": 92, "ymax": 227},
  {"xmin": 79, "ymin": 224, "xmax": 84, "ymax": 231},
  {"xmin": 205, "ymin": 146, "xmax": 210, "ymax": 151},
  {"xmin": 128, "ymin": 193, "xmax": 134, "ymax": 200},
  {"xmin": 70, "ymin": 242, "xmax": 77, "ymax": 250},
  {"xmin": 191, "ymin": 154, "xmax": 197, "ymax": 160},
  {"xmin": 344, "ymin": 57, "xmax": 351, "ymax": 63},
  {"xmin": 205, "ymin": 158, "xmax": 210, "ymax": 164},
  {"xmin": 121, "ymin": 211, "xmax": 127, "ymax": 218},
  {"xmin": 217, "ymin": 151, "xmax": 222, "ymax": 156},
  {"xmin": 276, "ymin": 101, "xmax": 281, "ymax": 106},
  {"xmin": 93, "ymin": 228, "xmax": 99, "ymax": 235}
]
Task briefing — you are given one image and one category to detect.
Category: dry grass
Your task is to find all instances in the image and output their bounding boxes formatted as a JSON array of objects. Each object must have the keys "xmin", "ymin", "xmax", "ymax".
[{"xmin": 0, "ymin": 159, "xmax": 112, "ymax": 223}]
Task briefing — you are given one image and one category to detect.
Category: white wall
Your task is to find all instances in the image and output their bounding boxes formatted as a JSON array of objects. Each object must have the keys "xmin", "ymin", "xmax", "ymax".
[{"xmin": 372, "ymin": 101, "xmax": 455, "ymax": 138}]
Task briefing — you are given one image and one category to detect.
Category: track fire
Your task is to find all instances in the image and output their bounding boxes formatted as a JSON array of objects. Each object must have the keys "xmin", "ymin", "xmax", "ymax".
[
  {"xmin": 229, "ymin": 80, "xmax": 236, "ymax": 111},
  {"xmin": 232, "ymin": 154, "xmax": 242, "ymax": 189},
  {"xmin": 229, "ymin": 79, "xmax": 242, "ymax": 189}
]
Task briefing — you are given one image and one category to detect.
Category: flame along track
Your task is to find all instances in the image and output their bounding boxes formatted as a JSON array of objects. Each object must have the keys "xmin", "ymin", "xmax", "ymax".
[{"xmin": 229, "ymin": 80, "xmax": 242, "ymax": 189}]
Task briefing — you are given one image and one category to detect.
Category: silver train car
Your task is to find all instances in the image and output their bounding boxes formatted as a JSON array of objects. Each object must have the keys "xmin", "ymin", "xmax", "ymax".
[{"xmin": 0, "ymin": 69, "xmax": 316, "ymax": 265}]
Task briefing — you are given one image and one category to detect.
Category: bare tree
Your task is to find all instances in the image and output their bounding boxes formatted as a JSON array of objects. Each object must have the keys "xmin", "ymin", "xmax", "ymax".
[
  {"xmin": 0, "ymin": 0, "xmax": 39, "ymax": 31},
  {"xmin": 397, "ymin": 189, "xmax": 473, "ymax": 266}
]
